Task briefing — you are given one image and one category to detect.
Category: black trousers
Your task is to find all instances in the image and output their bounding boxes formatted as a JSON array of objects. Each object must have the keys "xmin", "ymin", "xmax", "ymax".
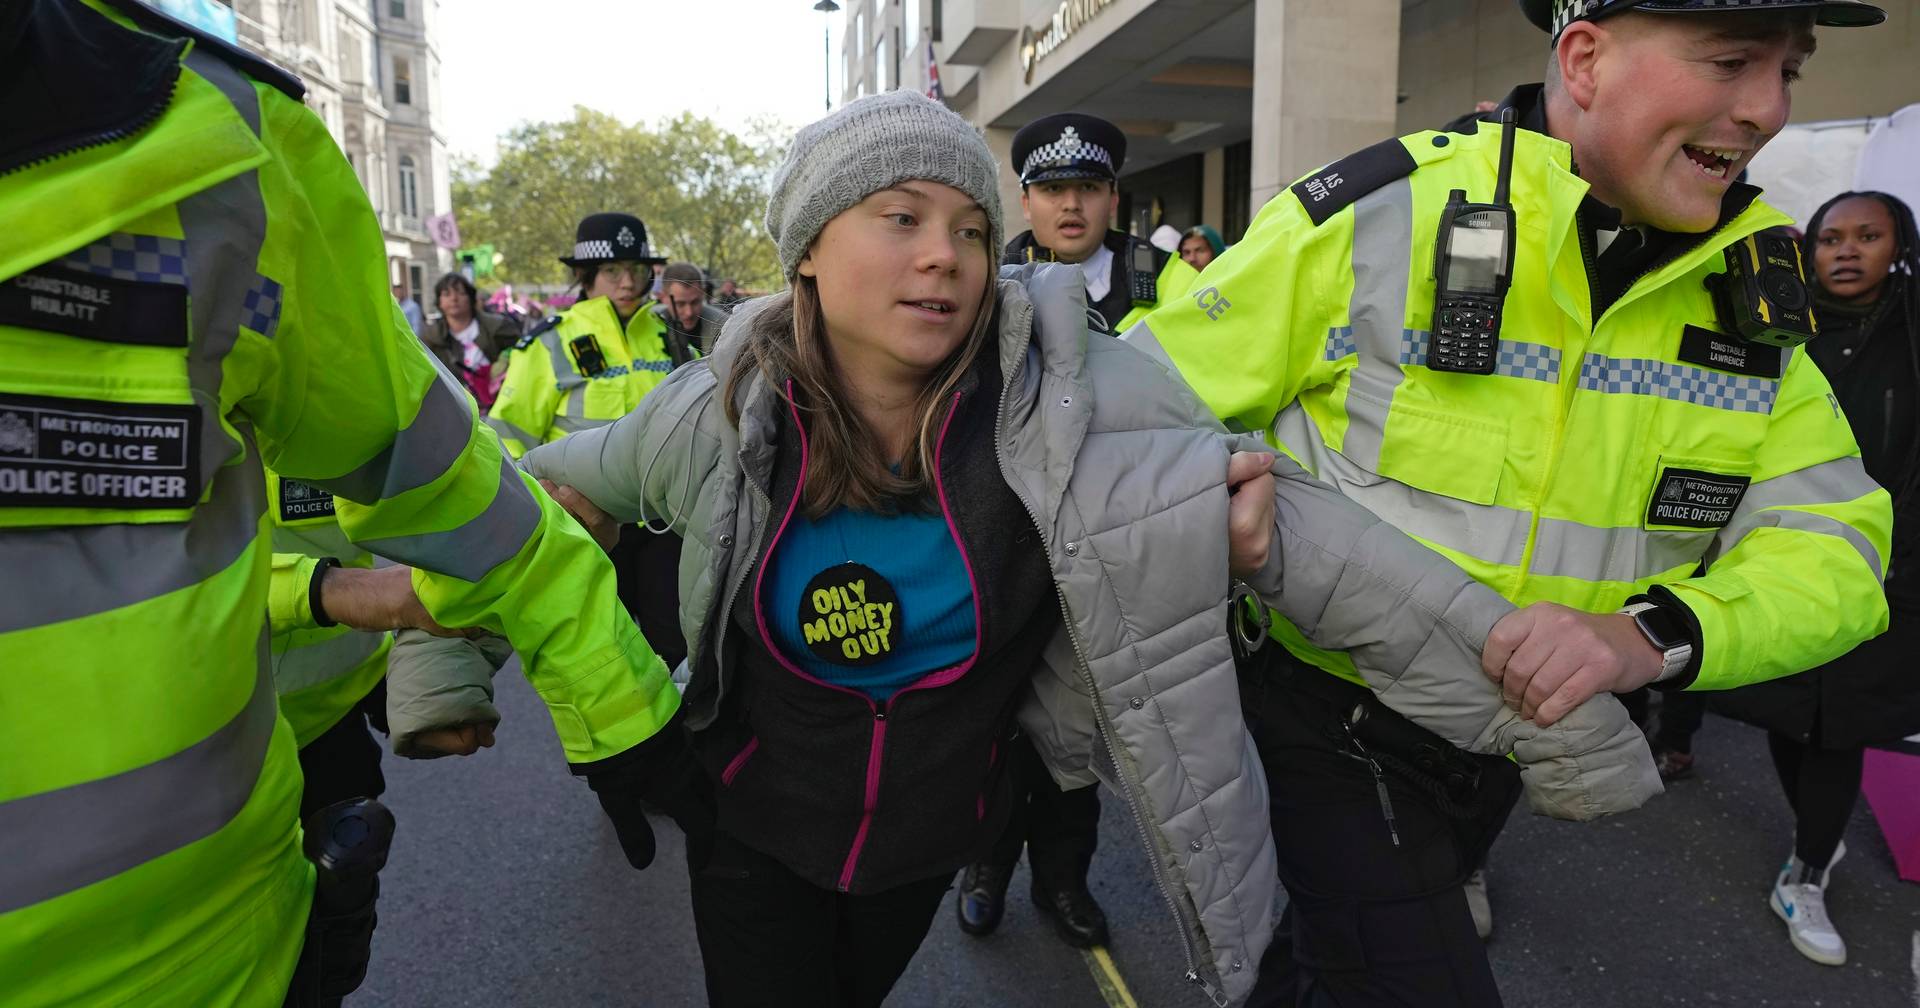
[
  {"xmin": 611, "ymin": 524, "xmax": 688, "ymax": 671},
  {"xmin": 1767, "ymin": 731, "xmax": 1864, "ymax": 870},
  {"xmin": 689, "ymin": 831, "xmax": 954, "ymax": 1008},
  {"xmin": 1240, "ymin": 655, "xmax": 1512, "ymax": 1008},
  {"xmin": 296, "ymin": 682, "xmax": 388, "ymax": 818},
  {"xmin": 983, "ymin": 733, "xmax": 1100, "ymax": 892}
]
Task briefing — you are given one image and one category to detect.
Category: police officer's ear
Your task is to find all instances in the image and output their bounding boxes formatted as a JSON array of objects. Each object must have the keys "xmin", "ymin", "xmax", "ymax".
[
  {"xmin": 1102, "ymin": 183, "xmax": 1120, "ymax": 228},
  {"xmin": 1554, "ymin": 19, "xmax": 1608, "ymax": 113},
  {"xmin": 1019, "ymin": 186, "xmax": 1036, "ymax": 227}
]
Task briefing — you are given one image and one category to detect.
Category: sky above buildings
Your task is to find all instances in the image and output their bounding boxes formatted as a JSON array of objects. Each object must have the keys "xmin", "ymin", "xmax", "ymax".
[{"xmin": 441, "ymin": 0, "xmax": 848, "ymax": 162}]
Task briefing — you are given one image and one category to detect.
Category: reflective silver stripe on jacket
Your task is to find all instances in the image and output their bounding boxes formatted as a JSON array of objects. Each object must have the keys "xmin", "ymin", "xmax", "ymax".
[
  {"xmin": 1705, "ymin": 456, "xmax": 1886, "ymax": 578},
  {"xmin": 274, "ymin": 627, "xmax": 388, "ymax": 694},
  {"xmin": 0, "ymin": 634, "xmax": 280, "ymax": 914},
  {"xmin": 0, "ymin": 54, "xmax": 267, "ymax": 636},
  {"xmin": 1274, "ymin": 405, "xmax": 1720, "ymax": 585},
  {"xmin": 324, "ymin": 358, "xmax": 476, "ymax": 506},
  {"xmin": 1338, "ymin": 178, "xmax": 1415, "ymax": 471},
  {"xmin": 354, "ymin": 455, "xmax": 541, "ymax": 582}
]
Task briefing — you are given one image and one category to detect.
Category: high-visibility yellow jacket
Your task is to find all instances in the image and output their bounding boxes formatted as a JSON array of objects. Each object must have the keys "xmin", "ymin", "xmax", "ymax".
[
  {"xmin": 1116, "ymin": 250, "xmax": 1199, "ymax": 333},
  {"xmin": 486, "ymin": 295, "xmax": 691, "ymax": 458},
  {"xmin": 1130, "ymin": 120, "xmax": 1892, "ymax": 693},
  {"xmin": 266, "ymin": 473, "xmax": 389, "ymax": 749},
  {"xmin": 0, "ymin": 2, "xmax": 675, "ymax": 1004}
]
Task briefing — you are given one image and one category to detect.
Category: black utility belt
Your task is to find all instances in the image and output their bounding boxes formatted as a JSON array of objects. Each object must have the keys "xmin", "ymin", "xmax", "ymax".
[{"xmin": 1286, "ymin": 665, "xmax": 1498, "ymax": 820}]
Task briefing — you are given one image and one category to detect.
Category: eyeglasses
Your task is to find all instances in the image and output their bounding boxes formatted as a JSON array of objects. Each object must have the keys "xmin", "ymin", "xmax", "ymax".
[{"xmin": 593, "ymin": 262, "xmax": 649, "ymax": 281}]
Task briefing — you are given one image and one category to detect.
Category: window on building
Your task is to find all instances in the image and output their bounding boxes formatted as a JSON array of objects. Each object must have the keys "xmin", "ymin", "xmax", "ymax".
[
  {"xmin": 905, "ymin": 0, "xmax": 920, "ymax": 48},
  {"xmin": 931, "ymin": 0, "xmax": 941, "ymax": 42},
  {"xmin": 393, "ymin": 57, "xmax": 411, "ymax": 105},
  {"xmin": 390, "ymin": 0, "xmax": 405, "ymax": 17},
  {"xmin": 409, "ymin": 264, "xmax": 426, "ymax": 308},
  {"xmin": 855, "ymin": 9, "xmax": 866, "ymax": 52},
  {"xmin": 398, "ymin": 155, "xmax": 418, "ymax": 218},
  {"xmin": 875, "ymin": 32, "xmax": 891, "ymax": 92},
  {"xmin": 1223, "ymin": 140, "xmax": 1252, "ymax": 243}
]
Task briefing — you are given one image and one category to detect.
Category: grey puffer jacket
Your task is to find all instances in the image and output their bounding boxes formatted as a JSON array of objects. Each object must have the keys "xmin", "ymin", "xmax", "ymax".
[{"xmin": 398, "ymin": 263, "xmax": 1659, "ymax": 1004}]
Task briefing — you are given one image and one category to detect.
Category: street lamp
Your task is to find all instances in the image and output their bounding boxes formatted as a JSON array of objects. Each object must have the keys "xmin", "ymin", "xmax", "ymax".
[{"xmin": 813, "ymin": 0, "xmax": 839, "ymax": 112}]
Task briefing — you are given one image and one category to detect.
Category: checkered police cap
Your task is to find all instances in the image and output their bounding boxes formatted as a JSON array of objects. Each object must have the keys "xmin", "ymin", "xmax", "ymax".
[{"xmin": 1012, "ymin": 113, "xmax": 1126, "ymax": 187}]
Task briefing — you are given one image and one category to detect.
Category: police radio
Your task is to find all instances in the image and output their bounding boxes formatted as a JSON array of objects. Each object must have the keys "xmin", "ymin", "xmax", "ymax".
[
  {"xmin": 1429, "ymin": 109, "xmax": 1519, "ymax": 375},
  {"xmin": 1127, "ymin": 240, "xmax": 1159, "ymax": 306},
  {"xmin": 1708, "ymin": 229, "xmax": 1820, "ymax": 349}
]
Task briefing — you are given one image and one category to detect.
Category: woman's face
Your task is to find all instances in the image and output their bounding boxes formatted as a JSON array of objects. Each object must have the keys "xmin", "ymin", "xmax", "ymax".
[
  {"xmin": 798, "ymin": 181, "xmax": 992, "ymax": 386},
  {"xmin": 1179, "ymin": 234, "xmax": 1216, "ymax": 271},
  {"xmin": 1814, "ymin": 196, "xmax": 1899, "ymax": 305},
  {"xmin": 588, "ymin": 261, "xmax": 648, "ymax": 318},
  {"xmin": 437, "ymin": 284, "xmax": 473, "ymax": 318}
]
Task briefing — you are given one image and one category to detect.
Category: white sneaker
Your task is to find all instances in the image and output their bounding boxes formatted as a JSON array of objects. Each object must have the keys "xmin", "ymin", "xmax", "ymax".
[
  {"xmin": 1771, "ymin": 860, "xmax": 1846, "ymax": 966},
  {"xmin": 1463, "ymin": 870, "xmax": 1492, "ymax": 940}
]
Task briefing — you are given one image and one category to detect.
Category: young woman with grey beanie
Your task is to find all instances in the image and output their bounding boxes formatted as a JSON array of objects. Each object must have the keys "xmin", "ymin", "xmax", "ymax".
[{"xmin": 485, "ymin": 90, "xmax": 1599, "ymax": 1005}]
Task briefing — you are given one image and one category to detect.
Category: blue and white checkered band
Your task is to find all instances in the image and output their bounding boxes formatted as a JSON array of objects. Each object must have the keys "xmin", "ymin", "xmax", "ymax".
[
  {"xmin": 573, "ymin": 239, "xmax": 614, "ymax": 261},
  {"xmin": 1553, "ymin": 0, "xmax": 1614, "ymax": 35},
  {"xmin": 1022, "ymin": 126, "xmax": 1115, "ymax": 180}
]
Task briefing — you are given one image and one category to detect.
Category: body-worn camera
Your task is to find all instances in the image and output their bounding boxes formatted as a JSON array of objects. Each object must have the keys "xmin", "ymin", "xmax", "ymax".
[
  {"xmin": 1709, "ymin": 229, "xmax": 1819, "ymax": 349},
  {"xmin": 569, "ymin": 333, "xmax": 609, "ymax": 377}
]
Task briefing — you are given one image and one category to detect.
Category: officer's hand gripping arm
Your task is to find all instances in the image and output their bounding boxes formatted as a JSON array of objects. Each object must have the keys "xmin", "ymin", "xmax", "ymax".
[{"xmin": 239, "ymin": 95, "xmax": 675, "ymax": 769}]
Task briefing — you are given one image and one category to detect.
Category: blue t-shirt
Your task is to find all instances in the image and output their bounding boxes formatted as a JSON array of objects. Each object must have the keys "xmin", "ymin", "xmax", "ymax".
[{"xmin": 761, "ymin": 505, "xmax": 978, "ymax": 701}]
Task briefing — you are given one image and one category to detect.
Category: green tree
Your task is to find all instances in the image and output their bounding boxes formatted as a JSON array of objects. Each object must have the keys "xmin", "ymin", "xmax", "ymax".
[{"xmin": 451, "ymin": 108, "xmax": 786, "ymax": 292}]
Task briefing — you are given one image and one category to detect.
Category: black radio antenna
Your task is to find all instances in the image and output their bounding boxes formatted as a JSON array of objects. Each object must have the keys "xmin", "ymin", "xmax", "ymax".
[{"xmin": 1493, "ymin": 107, "xmax": 1517, "ymax": 208}]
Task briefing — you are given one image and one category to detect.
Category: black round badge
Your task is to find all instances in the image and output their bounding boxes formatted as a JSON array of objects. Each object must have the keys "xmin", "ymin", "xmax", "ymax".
[{"xmin": 797, "ymin": 562, "xmax": 901, "ymax": 668}]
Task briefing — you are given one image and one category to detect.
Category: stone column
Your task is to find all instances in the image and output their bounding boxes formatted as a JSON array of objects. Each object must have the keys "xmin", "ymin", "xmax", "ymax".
[
  {"xmin": 1249, "ymin": 0, "xmax": 1402, "ymax": 212},
  {"xmin": 985, "ymin": 125, "xmax": 1024, "ymax": 242}
]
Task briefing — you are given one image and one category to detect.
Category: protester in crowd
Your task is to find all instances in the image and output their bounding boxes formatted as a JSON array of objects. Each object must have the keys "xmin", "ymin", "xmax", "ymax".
[
  {"xmin": 1179, "ymin": 224, "xmax": 1226, "ymax": 271},
  {"xmin": 715, "ymin": 276, "xmax": 746, "ymax": 306},
  {"xmin": 1711, "ymin": 189, "xmax": 1920, "ymax": 968},
  {"xmin": 392, "ymin": 279, "xmax": 425, "ymax": 335},
  {"xmin": 420, "ymin": 272, "xmax": 521, "ymax": 410},
  {"xmin": 393, "ymin": 89, "xmax": 1656, "ymax": 1006},
  {"xmin": 654, "ymin": 261, "xmax": 731, "ymax": 356},
  {"xmin": 1130, "ymin": 1, "xmax": 1892, "ymax": 1002}
]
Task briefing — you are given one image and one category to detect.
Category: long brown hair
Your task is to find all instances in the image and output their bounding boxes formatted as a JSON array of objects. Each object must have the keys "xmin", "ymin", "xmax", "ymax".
[{"xmin": 723, "ymin": 274, "xmax": 998, "ymax": 518}]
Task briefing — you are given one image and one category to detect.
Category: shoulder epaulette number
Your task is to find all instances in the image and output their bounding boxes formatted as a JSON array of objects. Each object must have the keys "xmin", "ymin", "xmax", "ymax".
[
  {"xmin": 1290, "ymin": 138, "xmax": 1419, "ymax": 227},
  {"xmin": 512, "ymin": 315, "xmax": 562, "ymax": 350},
  {"xmin": 103, "ymin": 0, "xmax": 306, "ymax": 100}
]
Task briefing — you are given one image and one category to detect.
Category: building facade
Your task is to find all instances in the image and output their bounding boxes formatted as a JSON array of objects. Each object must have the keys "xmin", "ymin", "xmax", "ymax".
[
  {"xmin": 227, "ymin": 0, "xmax": 453, "ymax": 305},
  {"xmin": 842, "ymin": 0, "xmax": 1919, "ymax": 244}
]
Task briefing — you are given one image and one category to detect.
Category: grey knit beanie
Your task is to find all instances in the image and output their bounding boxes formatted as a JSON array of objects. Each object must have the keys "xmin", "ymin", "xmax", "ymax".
[{"xmin": 766, "ymin": 90, "xmax": 1002, "ymax": 280}]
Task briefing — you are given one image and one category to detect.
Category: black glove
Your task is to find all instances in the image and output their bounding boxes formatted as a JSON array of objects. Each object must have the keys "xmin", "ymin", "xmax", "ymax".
[{"xmin": 580, "ymin": 708, "xmax": 716, "ymax": 871}]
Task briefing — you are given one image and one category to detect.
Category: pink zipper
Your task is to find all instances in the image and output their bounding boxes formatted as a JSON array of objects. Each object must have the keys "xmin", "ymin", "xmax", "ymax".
[
  {"xmin": 748, "ymin": 385, "xmax": 988, "ymax": 892},
  {"xmin": 720, "ymin": 737, "xmax": 759, "ymax": 787}
]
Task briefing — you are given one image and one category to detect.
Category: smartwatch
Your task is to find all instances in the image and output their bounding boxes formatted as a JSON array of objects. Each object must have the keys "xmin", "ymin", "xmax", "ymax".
[{"xmin": 1620, "ymin": 602, "xmax": 1693, "ymax": 682}]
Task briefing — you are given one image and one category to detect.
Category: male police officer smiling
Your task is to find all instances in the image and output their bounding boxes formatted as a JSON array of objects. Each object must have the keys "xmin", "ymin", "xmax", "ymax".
[{"xmin": 1129, "ymin": 0, "xmax": 1894, "ymax": 1004}]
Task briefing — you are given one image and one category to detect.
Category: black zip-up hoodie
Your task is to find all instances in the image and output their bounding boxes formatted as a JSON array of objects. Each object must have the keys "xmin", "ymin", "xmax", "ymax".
[{"xmin": 694, "ymin": 349, "xmax": 1062, "ymax": 894}]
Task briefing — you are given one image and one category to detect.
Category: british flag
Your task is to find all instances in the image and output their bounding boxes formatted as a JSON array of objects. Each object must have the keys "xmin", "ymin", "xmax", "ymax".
[{"xmin": 925, "ymin": 35, "xmax": 944, "ymax": 101}]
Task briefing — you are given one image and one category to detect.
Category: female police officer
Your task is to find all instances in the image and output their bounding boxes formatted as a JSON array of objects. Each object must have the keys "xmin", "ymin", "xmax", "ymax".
[{"xmin": 488, "ymin": 212, "xmax": 698, "ymax": 666}]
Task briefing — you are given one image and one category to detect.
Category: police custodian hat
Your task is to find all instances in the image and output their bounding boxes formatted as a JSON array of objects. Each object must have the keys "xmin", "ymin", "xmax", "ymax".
[
  {"xmin": 1519, "ymin": 0, "xmax": 1884, "ymax": 39},
  {"xmin": 559, "ymin": 212, "xmax": 668, "ymax": 268},
  {"xmin": 1012, "ymin": 113, "xmax": 1127, "ymax": 186}
]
